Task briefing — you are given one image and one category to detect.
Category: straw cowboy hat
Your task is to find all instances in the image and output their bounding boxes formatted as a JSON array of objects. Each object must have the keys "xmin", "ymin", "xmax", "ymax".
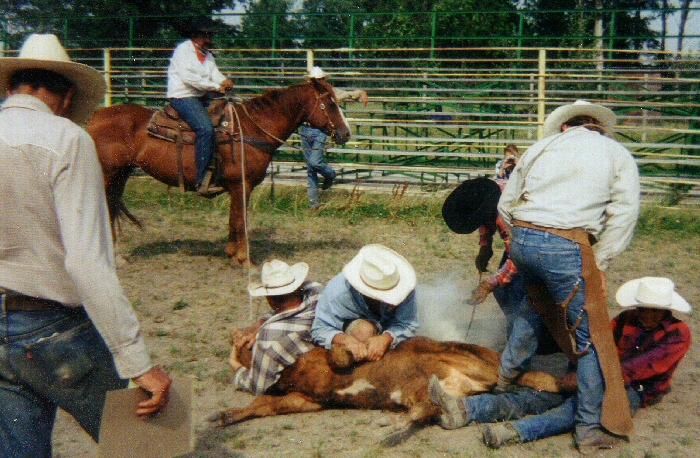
[
  {"xmin": 343, "ymin": 244, "xmax": 416, "ymax": 306},
  {"xmin": 542, "ymin": 100, "xmax": 617, "ymax": 138},
  {"xmin": 248, "ymin": 260, "xmax": 309, "ymax": 297},
  {"xmin": 0, "ymin": 34, "xmax": 106, "ymax": 124},
  {"xmin": 616, "ymin": 277, "xmax": 691, "ymax": 313},
  {"xmin": 441, "ymin": 177, "xmax": 501, "ymax": 234},
  {"xmin": 307, "ymin": 66, "xmax": 329, "ymax": 79}
]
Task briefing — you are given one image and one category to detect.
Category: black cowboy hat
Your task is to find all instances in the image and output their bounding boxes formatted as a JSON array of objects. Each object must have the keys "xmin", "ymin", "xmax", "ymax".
[
  {"xmin": 189, "ymin": 18, "xmax": 218, "ymax": 37},
  {"xmin": 441, "ymin": 178, "xmax": 501, "ymax": 234}
]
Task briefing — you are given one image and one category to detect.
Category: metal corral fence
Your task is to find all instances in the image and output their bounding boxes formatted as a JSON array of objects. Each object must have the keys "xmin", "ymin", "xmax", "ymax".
[
  {"xmin": 6, "ymin": 44, "xmax": 700, "ymax": 201},
  {"xmin": 2, "ymin": 7, "xmax": 699, "ymax": 51}
]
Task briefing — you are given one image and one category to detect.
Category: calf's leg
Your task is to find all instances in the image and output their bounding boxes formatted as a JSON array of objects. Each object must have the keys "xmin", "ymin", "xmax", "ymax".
[{"xmin": 217, "ymin": 392, "xmax": 323, "ymax": 426}]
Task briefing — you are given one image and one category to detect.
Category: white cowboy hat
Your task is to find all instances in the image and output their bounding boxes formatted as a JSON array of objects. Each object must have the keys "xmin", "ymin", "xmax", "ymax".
[
  {"xmin": 307, "ymin": 66, "xmax": 329, "ymax": 79},
  {"xmin": 248, "ymin": 260, "xmax": 309, "ymax": 297},
  {"xmin": 0, "ymin": 34, "xmax": 106, "ymax": 124},
  {"xmin": 616, "ymin": 277, "xmax": 691, "ymax": 313},
  {"xmin": 542, "ymin": 100, "xmax": 617, "ymax": 138},
  {"xmin": 343, "ymin": 244, "xmax": 416, "ymax": 306}
]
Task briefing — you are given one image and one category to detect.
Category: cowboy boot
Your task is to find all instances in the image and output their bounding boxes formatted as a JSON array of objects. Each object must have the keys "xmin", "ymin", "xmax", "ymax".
[{"xmin": 197, "ymin": 169, "xmax": 225, "ymax": 196}]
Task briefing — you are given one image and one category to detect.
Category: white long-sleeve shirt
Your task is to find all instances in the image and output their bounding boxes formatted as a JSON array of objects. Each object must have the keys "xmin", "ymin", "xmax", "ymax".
[
  {"xmin": 498, "ymin": 126, "xmax": 640, "ymax": 271},
  {"xmin": 0, "ymin": 94, "xmax": 152, "ymax": 379},
  {"xmin": 167, "ymin": 40, "xmax": 227, "ymax": 98}
]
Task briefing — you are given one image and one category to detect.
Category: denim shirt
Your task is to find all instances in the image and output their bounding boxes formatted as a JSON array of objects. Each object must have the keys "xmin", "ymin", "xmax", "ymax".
[{"xmin": 311, "ymin": 273, "xmax": 418, "ymax": 349}]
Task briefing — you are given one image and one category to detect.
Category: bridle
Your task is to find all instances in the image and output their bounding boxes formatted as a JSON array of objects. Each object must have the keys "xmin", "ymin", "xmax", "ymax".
[
  {"xmin": 306, "ymin": 87, "xmax": 338, "ymax": 139},
  {"xmin": 231, "ymin": 82, "xmax": 339, "ymax": 149}
]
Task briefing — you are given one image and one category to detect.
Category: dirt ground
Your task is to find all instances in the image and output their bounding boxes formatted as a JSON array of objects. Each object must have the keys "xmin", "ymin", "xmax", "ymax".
[{"xmin": 52, "ymin": 179, "xmax": 700, "ymax": 458}]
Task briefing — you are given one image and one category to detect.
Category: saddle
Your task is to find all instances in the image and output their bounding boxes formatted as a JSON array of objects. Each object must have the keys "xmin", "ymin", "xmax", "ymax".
[{"xmin": 147, "ymin": 99, "xmax": 233, "ymax": 146}]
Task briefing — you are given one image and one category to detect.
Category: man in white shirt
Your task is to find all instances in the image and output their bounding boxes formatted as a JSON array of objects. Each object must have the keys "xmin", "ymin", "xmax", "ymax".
[
  {"xmin": 498, "ymin": 100, "xmax": 640, "ymax": 453},
  {"xmin": 0, "ymin": 34, "xmax": 171, "ymax": 457},
  {"xmin": 167, "ymin": 19, "xmax": 234, "ymax": 196}
]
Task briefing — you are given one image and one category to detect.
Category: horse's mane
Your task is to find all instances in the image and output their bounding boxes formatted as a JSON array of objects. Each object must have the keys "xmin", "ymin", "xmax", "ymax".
[{"xmin": 244, "ymin": 81, "xmax": 312, "ymax": 114}]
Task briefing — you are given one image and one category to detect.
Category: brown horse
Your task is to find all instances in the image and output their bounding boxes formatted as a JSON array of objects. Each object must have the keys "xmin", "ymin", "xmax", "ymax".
[{"xmin": 86, "ymin": 78, "xmax": 350, "ymax": 266}]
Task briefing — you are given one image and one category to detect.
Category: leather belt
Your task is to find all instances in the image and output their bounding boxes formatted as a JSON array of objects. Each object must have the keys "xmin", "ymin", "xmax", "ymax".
[
  {"xmin": 512, "ymin": 219, "xmax": 597, "ymax": 246},
  {"xmin": 1, "ymin": 291, "xmax": 74, "ymax": 313}
]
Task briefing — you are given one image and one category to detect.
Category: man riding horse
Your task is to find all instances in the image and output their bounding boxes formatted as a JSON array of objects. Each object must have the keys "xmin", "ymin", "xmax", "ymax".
[{"xmin": 167, "ymin": 18, "xmax": 234, "ymax": 196}]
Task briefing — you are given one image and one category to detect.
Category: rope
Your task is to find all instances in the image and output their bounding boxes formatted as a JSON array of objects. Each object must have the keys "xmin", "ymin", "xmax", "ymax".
[
  {"xmin": 464, "ymin": 271, "xmax": 481, "ymax": 341},
  {"xmin": 228, "ymin": 99, "xmax": 255, "ymax": 323}
]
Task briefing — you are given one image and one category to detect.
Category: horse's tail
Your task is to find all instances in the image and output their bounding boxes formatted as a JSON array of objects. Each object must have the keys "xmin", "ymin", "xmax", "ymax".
[{"xmin": 106, "ymin": 165, "xmax": 144, "ymax": 236}]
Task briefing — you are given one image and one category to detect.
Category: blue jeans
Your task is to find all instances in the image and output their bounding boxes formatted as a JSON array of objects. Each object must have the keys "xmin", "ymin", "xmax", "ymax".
[
  {"xmin": 498, "ymin": 295, "xmax": 544, "ymax": 380},
  {"xmin": 510, "ymin": 226, "xmax": 604, "ymax": 437},
  {"xmin": 169, "ymin": 96, "xmax": 215, "ymax": 185},
  {"xmin": 0, "ymin": 299, "xmax": 126, "ymax": 458},
  {"xmin": 464, "ymin": 387, "xmax": 569, "ymax": 429},
  {"xmin": 464, "ymin": 387, "xmax": 641, "ymax": 443},
  {"xmin": 300, "ymin": 125, "xmax": 334, "ymax": 207},
  {"xmin": 493, "ymin": 269, "xmax": 525, "ymax": 336}
]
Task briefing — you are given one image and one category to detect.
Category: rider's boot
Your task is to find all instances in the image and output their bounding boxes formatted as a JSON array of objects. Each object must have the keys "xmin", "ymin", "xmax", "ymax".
[{"xmin": 197, "ymin": 169, "xmax": 225, "ymax": 196}]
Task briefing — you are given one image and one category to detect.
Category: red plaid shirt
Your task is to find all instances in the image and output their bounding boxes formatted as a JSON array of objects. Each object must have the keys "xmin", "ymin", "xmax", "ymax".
[
  {"xmin": 612, "ymin": 309, "xmax": 691, "ymax": 407},
  {"xmin": 479, "ymin": 178, "xmax": 517, "ymax": 287}
]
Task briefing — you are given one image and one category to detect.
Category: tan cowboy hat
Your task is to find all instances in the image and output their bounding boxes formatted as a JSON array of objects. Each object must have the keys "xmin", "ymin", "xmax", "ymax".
[
  {"xmin": 0, "ymin": 34, "xmax": 106, "ymax": 124},
  {"xmin": 248, "ymin": 260, "xmax": 309, "ymax": 297},
  {"xmin": 307, "ymin": 66, "xmax": 329, "ymax": 79},
  {"xmin": 343, "ymin": 244, "xmax": 416, "ymax": 306},
  {"xmin": 542, "ymin": 100, "xmax": 617, "ymax": 138},
  {"xmin": 616, "ymin": 277, "xmax": 691, "ymax": 313}
]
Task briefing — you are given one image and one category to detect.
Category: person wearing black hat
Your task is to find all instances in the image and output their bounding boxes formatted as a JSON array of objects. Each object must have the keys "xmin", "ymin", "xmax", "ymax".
[
  {"xmin": 442, "ymin": 177, "xmax": 522, "ymax": 329},
  {"xmin": 167, "ymin": 18, "xmax": 234, "ymax": 196}
]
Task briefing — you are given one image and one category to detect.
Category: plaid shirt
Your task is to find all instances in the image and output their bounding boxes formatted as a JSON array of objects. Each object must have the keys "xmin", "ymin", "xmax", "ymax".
[
  {"xmin": 612, "ymin": 309, "xmax": 692, "ymax": 407},
  {"xmin": 234, "ymin": 281, "xmax": 321, "ymax": 395},
  {"xmin": 479, "ymin": 178, "xmax": 518, "ymax": 288}
]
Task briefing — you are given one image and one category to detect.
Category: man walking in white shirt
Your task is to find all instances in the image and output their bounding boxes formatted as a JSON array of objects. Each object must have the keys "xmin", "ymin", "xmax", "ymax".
[
  {"xmin": 167, "ymin": 19, "xmax": 234, "ymax": 196},
  {"xmin": 0, "ymin": 34, "xmax": 171, "ymax": 457},
  {"xmin": 498, "ymin": 100, "xmax": 640, "ymax": 453}
]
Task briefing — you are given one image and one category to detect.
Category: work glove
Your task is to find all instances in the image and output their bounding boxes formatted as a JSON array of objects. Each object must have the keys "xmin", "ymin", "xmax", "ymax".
[
  {"xmin": 474, "ymin": 245, "xmax": 494, "ymax": 272},
  {"xmin": 467, "ymin": 280, "xmax": 495, "ymax": 305}
]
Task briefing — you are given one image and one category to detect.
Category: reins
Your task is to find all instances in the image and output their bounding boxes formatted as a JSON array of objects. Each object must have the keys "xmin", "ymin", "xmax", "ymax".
[
  {"xmin": 235, "ymin": 87, "xmax": 338, "ymax": 152},
  {"xmin": 227, "ymin": 98, "xmax": 256, "ymax": 321}
]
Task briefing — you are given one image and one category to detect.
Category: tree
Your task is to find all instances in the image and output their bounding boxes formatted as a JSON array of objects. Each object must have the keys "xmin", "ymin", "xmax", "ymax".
[
  {"xmin": 519, "ymin": 0, "xmax": 661, "ymax": 50},
  {"xmin": 237, "ymin": 0, "xmax": 297, "ymax": 48},
  {"xmin": 2, "ymin": 0, "xmax": 237, "ymax": 48},
  {"xmin": 296, "ymin": 0, "xmax": 519, "ymax": 50}
]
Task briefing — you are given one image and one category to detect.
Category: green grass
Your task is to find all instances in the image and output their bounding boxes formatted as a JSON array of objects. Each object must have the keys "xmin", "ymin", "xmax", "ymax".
[{"xmin": 124, "ymin": 176, "xmax": 700, "ymax": 236}]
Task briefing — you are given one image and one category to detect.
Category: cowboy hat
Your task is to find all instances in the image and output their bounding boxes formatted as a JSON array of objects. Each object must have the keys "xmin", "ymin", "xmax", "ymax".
[
  {"xmin": 189, "ymin": 17, "xmax": 218, "ymax": 36},
  {"xmin": 616, "ymin": 277, "xmax": 691, "ymax": 313},
  {"xmin": 0, "ymin": 34, "xmax": 106, "ymax": 124},
  {"xmin": 343, "ymin": 244, "xmax": 416, "ymax": 306},
  {"xmin": 542, "ymin": 100, "xmax": 617, "ymax": 138},
  {"xmin": 248, "ymin": 260, "xmax": 309, "ymax": 297},
  {"xmin": 441, "ymin": 177, "xmax": 501, "ymax": 234},
  {"xmin": 307, "ymin": 66, "xmax": 329, "ymax": 79}
]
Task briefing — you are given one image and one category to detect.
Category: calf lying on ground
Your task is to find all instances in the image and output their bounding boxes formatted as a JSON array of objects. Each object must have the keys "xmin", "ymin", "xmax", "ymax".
[{"xmin": 212, "ymin": 336, "xmax": 561, "ymax": 443}]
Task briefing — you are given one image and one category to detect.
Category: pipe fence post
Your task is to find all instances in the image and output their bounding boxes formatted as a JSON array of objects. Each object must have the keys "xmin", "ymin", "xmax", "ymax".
[
  {"xmin": 103, "ymin": 48, "xmax": 112, "ymax": 107},
  {"xmin": 306, "ymin": 49, "xmax": 314, "ymax": 74},
  {"xmin": 537, "ymin": 49, "xmax": 547, "ymax": 141}
]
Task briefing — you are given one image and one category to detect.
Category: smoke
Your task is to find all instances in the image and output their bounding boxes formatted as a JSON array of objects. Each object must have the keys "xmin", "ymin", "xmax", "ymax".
[{"xmin": 416, "ymin": 271, "xmax": 508, "ymax": 351}]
